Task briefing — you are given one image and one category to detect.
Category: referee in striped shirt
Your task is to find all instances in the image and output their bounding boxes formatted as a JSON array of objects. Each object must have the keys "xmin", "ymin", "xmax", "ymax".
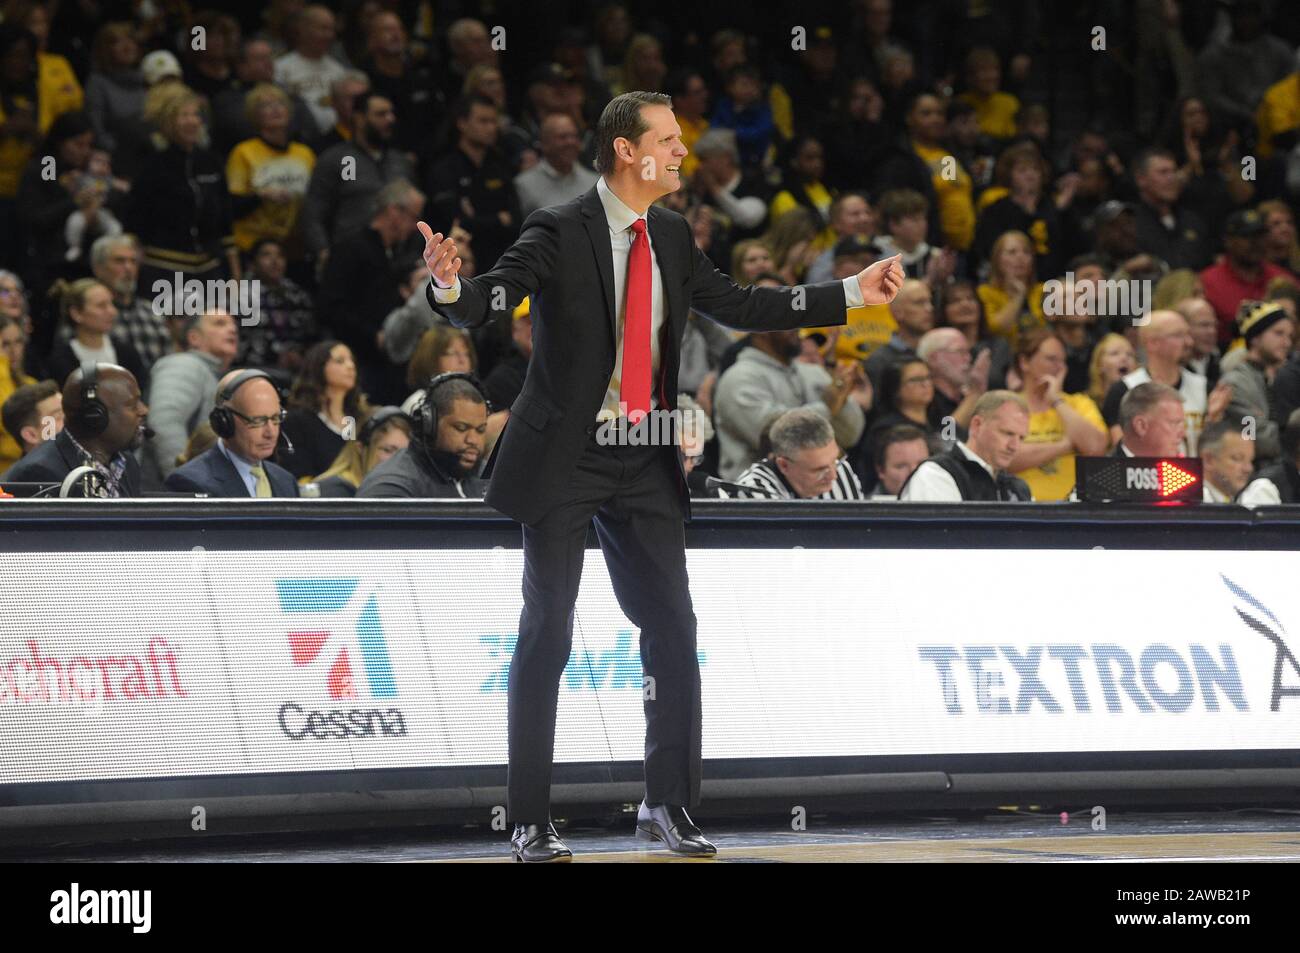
[{"xmin": 729, "ymin": 408, "xmax": 864, "ymax": 500}]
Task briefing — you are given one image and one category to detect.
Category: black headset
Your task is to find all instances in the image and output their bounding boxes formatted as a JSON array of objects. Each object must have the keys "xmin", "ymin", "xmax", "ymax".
[
  {"xmin": 415, "ymin": 372, "xmax": 490, "ymax": 442},
  {"xmin": 73, "ymin": 361, "xmax": 110, "ymax": 437},
  {"xmin": 209, "ymin": 369, "xmax": 285, "ymax": 438},
  {"xmin": 359, "ymin": 405, "xmax": 412, "ymax": 445}
]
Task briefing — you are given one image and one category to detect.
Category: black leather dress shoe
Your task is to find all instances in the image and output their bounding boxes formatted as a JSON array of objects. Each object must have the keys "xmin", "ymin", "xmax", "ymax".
[
  {"xmin": 510, "ymin": 822, "xmax": 573, "ymax": 863},
  {"xmin": 635, "ymin": 801, "xmax": 717, "ymax": 856}
]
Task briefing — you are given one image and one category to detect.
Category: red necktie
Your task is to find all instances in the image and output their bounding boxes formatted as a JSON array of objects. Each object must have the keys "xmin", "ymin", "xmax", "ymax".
[{"xmin": 621, "ymin": 218, "xmax": 652, "ymax": 422}]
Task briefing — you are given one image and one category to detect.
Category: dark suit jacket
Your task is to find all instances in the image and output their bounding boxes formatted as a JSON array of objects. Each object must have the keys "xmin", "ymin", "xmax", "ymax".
[
  {"xmin": 0, "ymin": 430, "xmax": 142, "ymax": 496},
  {"xmin": 164, "ymin": 445, "xmax": 300, "ymax": 497},
  {"xmin": 426, "ymin": 184, "xmax": 850, "ymax": 525}
]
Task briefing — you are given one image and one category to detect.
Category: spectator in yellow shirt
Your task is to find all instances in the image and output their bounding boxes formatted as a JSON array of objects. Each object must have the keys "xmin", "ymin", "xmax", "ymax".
[
  {"xmin": 1008, "ymin": 329, "xmax": 1108, "ymax": 501},
  {"xmin": 769, "ymin": 135, "xmax": 837, "ymax": 253},
  {"xmin": 667, "ymin": 68, "xmax": 708, "ymax": 179},
  {"xmin": 979, "ymin": 230, "xmax": 1045, "ymax": 348},
  {"xmin": 226, "ymin": 83, "xmax": 316, "ymax": 253},
  {"xmin": 1255, "ymin": 63, "xmax": 1299, "ymax": 160},
  {"xmin": 958, "ymin": 47, "xmax": 1020, "ymax": 141}
]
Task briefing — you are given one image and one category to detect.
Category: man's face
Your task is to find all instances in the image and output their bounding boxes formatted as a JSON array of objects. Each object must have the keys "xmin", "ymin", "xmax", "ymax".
[
  {"xmin": 765, "ymin": 329, "xmax": 802, "ymax": 360},
  {"xmin": 891, "ymin": 281, "xmax": 935, "ymax": 336},
  {"xmin": 776, "ymin": 438, "xmax": 840, "ymax": 498},
  {"xmin": 1203, "ymin": 433, "xmax": 1255, "ymax": 498},
  {"xmin": 907, "ymin": 95, "xmax": 945, "ymax": 141},
  {"xmin": 100, "ymin": 374, "xmax": 150, "ymax": 454},
  {"xmin": 239, "ymin": 40, "xmax": 275, "ymax": 83},
  {"xmin": 22, "ymin": 393, "xmax": 63, "ymax": 449},
  {"xmin": 834, "ymin": 196, "xmax": 871, "ymax": 237},
  {"xmin": 94, "ymin": 243, "xmax": 140, "ymax": 298},
  {"xmin": 300, "ymin": 10, "xmax": 336, "ymax": 56},
  {"xmin": 436, "ymin": 398, "xmax": 488, "ymax": 474},
  {"xmin": 1132, "ymin": 399, "xmax": 1186, "ymax": 456},
  {"xmin": 225, "ymin": 379, "xmax": 283, "ymax": 463},
  {"xmin": 253, "ymin": 242, "xmax": 286, "ymax": 282},
  {"xmin": 540, "ymin": 115, "xmax": 580, "ymax": 168},
  {"xmin": 1144, "ymin": 313, "xmax": 1192, "ymax": 364},
  {"xmin": 1098, "ymin": 212, "xmax": 1137, "ymax": 257},
  {"xmin": 970, "ymin": 403, "xmax": 1029, "ymax": 470},
  {"xmin": 1226, "ymin": 233, "xmax": 1265, "ymax": 267},
  {"xmin": 1184, "ymin": 301, "xmax": 1218, "ymax": 354},
  {"xmin": 1266, "ymin": 209, "xmax": 1296, "ymax": 249},
  {"xmin": 1253, "ymin": 318, "xmax": 1294, "ymax": 367},
  {"xmin": 927, "ymin": 331, "xmax": 971, "ymax": 385},
  {"xmin": 360, "ymin": 97, "xmax": 396, "ymax": 143},
  {"xmin": 368, "ymin": 13, "xmax": 405, "ymax": 56},
  {"xmin": 1136, "ymin": 156, "xmax": 1180, "ymax": 205},
  {"xmin": 459, "ymin": 103, "xmax": 499, "ymax": 149},
  {"xmin": 624, "ymin": 104, "xmax": 686, "ymax": 198},
  {"xmin": 877, "ymin": 437, "xmax": 929, "ymax": 496},
  {"xmin": 190, "ymin": 311, "xmax": 239, "ymax": 362}
]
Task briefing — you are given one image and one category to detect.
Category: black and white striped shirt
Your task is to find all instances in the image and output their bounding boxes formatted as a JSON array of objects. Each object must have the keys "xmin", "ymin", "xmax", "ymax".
[{"xmin": 730, "ymin": 457, "xmax": 864, "ymax": 500}]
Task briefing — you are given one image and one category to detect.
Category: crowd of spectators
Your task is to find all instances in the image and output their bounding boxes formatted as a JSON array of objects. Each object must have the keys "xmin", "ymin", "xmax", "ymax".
[{"xmin": 2, "ymin": 0, "xmax": 1300, "ymax": 505}]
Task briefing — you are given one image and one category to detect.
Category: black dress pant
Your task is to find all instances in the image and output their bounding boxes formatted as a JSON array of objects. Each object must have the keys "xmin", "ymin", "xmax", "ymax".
[{"xmin": 507, "ymin": 429, "xmax": 701, "ymax": 822}]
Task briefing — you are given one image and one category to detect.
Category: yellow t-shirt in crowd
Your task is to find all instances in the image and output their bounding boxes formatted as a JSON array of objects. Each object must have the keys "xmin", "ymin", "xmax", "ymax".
[
  {"xmin": 913, "ymin": 142, "xmax": 975, "ymax": 251},
  {"xmin": 1257, "ymin": 73, "xmax": 1300, "ymax": 160},
  {"xmin": 1014, "ymin": 392, "xmax": 1107, "ymax": 501},
  {"xmin": 0, "ymin": 52, "xmax": 84, "ymax": 197},
  {"xmin": 226, "ymin": 138, "xmax": 316, "ymax": 251},
  {"xmin": 770, "ymin": 180, "xmax": 838, "ymax": 252},
  {"xmin": 679, "ymin": 115, "xmax": 707, "ymax": 178},
  {"xmin": 978, "ymin": 281, "xmax": 1045, "ymax": 348},
  {"xmin": 959, "ymin": 90, "xmax": 1021, "ymax": 140}
]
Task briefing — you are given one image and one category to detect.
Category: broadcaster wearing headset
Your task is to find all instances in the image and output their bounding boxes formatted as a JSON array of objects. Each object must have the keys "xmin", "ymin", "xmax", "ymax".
[
  {"xmin": 165, "ymin": 369, "xmax": 299, "ymax": 498},
  {"xmin": 2, "ymin": 362, "xmax": 148, "ymax": 496},
  {"xmin": 356, "ymin": 373, "xmax": 489, "ymax": 499}
]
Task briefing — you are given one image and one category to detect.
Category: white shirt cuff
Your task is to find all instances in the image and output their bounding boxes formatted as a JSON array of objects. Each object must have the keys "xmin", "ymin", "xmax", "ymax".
[
  {"xmin": 842, "ymin": 275, "xmax": 864, "ymax": 309},
  {"xmin": 430, "ymin": 276, "xmax": 461, "ymax": 303}
]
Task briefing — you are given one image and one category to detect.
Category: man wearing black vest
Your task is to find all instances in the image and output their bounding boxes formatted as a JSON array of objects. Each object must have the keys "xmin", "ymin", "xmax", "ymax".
[{"xmin": 899, "ymin": 390, "xmax": 1033, "ymax": 501}]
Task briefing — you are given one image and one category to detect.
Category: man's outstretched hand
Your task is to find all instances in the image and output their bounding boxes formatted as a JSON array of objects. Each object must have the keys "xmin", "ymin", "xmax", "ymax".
[
  {"xmin": 418, "ymin": 221, "xmax": 462, "ymax": 289},
  {"xmin": 856, "ymin": 254, "xmax": 905, "ymax": 305}
]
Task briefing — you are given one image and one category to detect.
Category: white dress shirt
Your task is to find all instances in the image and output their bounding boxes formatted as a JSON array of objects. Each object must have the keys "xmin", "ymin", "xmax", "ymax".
[
  {"xmin": 900, "ymin": 441, "xmax": 1000, "ymax": 502},
  {"xmin": 432, "ymin": 175, "xmax": 865, "ymax": 423}
]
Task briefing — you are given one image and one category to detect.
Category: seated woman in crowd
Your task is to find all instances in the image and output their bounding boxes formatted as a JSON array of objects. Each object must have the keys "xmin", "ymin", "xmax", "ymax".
[
  {"xmin": 978, "ymin": 229, "xmax": 1045, "ymax": 349},
  {"xmin": 1086, "ymin": 331, "xmax": 1136, "ymax": 410},
  {"xmin": 44, "ymin": 277, "xmax": 147, "ymax": 391},
  {"xmin": 1008, "ymin": 328, "xmax": 1108, "ymax": 501},
  {"xmin": 312, "ymin": 406, "xmax": 413, "ymax": 497},
  {"xmin": 860, "ymin": 357, "xmax": 938, "ymax": 488},
  {"xmin": 281, "ymin": 339, "xmax": 371, "ymax": 480},
  {"xmin": 768, "ymin": 135, "xmax": 836, "ymax": 253},
  {"xmin": 0, "ymin": 313, "xmax": 39, "ymax": 470},
  {"xmin": 937, "ymin": 278, "xmax": 1011, "ymax": 389},
  {"xmin": 729, "ymin": 238, "xmax": 776, "ymax": 288}
]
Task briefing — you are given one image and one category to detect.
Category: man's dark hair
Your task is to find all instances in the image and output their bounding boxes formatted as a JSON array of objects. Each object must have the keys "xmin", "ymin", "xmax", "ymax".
[
  {"xmin": 453, "ymin": 94, "xmax": 497, "ymax": 124},
  {"xmin": 1067, "ymin": 253, "xmax": 1107, "ymax": 273},
  {"xmin": 429, "ymin": 377, "xmax": 486, "ymax": 420},
  {"xmin": 874, "ymin": 423, "xmax": 930, "ymax": 470},
  {"xmin": 1, "ymin": 379, "xmax": 59, "ymax": 451},
  {"xmin": 594, "ymin": 90, "xmax": 672, "ymax": 174}
]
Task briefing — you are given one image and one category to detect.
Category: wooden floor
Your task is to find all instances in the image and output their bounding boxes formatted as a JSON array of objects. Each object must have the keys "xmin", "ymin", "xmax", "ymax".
[
  {"xmin": 444, "ymin": 830, "xmax": 1300, "ymax": 863},
  {"xmin": 9, "ymin": 810, "xmax": 1300, "ymax": 863}
]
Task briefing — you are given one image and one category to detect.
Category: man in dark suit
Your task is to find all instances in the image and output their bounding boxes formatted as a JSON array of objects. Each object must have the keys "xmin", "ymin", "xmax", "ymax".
[
  {"xmin": 419, "ymin": 91, "xmax": 904, "ymax": 862},
  {"xmin": 2, "ymin": 363, "xmax": 147, "ymax": 497},
  {"xmin": 165, "ymin": 370, "xmax": 299, "ymax": 498}
]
